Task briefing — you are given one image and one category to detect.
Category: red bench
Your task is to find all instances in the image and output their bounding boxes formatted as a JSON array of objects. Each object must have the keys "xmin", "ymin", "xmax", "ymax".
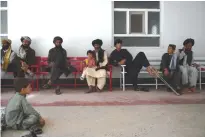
[
  {"xmin": 1, "ymin": 56, "xmax": 41, "ymax": 91},
  {"xmin": 35, "ymin": 57, "xmax": 113, "ymax": 91}
]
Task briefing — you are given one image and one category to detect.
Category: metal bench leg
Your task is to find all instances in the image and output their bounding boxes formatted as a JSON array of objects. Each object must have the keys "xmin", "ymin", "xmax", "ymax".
[
  {"xmin": 120, "ymin": 73, "xmax": 122, "ymax": 89},
  {"xmin": 109, "ymin": 71, "xmax": 112, "ymax": 92},
  {"xmin": 122, "ymin": 67, "xmax": 125, "ymax": 91},
  {"xmin": 74, "ymin": 74, "xmax": 77, "ymax": 88},
  {"xmin": 156, "ymin": 78, "xmax": 158, "ymax": 90},
  {"xmin": 200, "ymin": 68, "xmax": 201, "ymax": 90}
]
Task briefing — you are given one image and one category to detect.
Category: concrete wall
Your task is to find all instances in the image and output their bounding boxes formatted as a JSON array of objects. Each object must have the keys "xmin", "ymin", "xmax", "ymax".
[
  {"xmin": 7, "ymin": 0, "xmax": 205, "ymax": 59},
  {"xmin": 0, "ymin": 0, "xmax": 203, "ymax": 80}
]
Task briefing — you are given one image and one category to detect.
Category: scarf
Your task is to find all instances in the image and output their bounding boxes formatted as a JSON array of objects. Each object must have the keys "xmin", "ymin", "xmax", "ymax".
[
  {"xmin": 185, "ymin": 50, "xmax": 193, "ymax": 66},
  {"xmin": 169, "ymin": 53, "xmax": 177, "ymax": 70},
  {"xmin": 95, "ymin": 48, "xmax": 104, "ymax": 66},
  {"xmin": 2, "ymin": 46, "xmax": 12, "ymax": 71},
  {"xmin": 18, "ymin": 46, "xmax": 27, "ymax": 60}
]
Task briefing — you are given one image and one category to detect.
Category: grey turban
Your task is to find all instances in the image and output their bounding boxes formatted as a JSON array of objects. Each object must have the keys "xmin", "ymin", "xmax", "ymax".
[{"xmin": 20, "ymin": 36, "xmax": 32, "ymax": 43}]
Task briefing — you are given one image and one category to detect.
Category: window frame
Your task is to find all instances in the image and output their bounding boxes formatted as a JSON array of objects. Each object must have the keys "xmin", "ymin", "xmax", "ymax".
[
  {"xmin": 0, "ymin": 0, "xmax": 8, "ymax": 38},
  {"xmin": 129, "ymin": 11, "xmax": 145, "ymax": 34},
  {"xmin": 112, "ymin": 1, "xmax": 164, "ymax": 48}
]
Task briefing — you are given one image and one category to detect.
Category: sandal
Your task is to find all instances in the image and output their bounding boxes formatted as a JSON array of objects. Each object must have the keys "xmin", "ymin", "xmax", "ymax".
[
  {"xmin": 29, "ymin": 125, "xmax": 43, "ymax": 135},
  {"xmin": 42, "ymin": 83, "xmax": 51, "ymax": 89},
  {"xmin": 189, "ymin": 87, "xmax": 196, "ymax": 92},
  {"xmin": 134, "ymin": 87, "xmax": 149, "ymax": 92},
  {"xmin": 22, "ymin": 131, "xmax": 37, "ymax": 137},
  {"xmin": 55, "ymin": 88, "xmax": 62, "ymax": 95}
]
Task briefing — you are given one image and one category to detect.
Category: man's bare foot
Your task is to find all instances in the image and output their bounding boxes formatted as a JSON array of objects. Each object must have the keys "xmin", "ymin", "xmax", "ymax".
[
  {"xmin": 147, "ymin": 66, "xmax": 157, "ymax": 76},
  {"xmin": 189, "ymin": 87, "xmax": 196, "ymax": 92},
  {"xmin": 96, "ymin": 87, "xmax": 102, "ymax": 92},
  {"xmin": 85, "ymin": 86, "xmax": 93, "ymax": 93}
]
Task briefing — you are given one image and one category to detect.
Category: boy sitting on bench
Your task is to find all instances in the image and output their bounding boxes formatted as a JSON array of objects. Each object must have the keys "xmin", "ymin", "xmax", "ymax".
[{"xmin": 160, "ymin": 44, "xmax": 182, "ymax": 94}]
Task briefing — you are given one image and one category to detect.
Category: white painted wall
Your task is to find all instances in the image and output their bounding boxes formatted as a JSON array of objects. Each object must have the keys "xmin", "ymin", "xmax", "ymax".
[{"xmin": 8, "ymin": 0, "xmax": 205, "ymax": 59}]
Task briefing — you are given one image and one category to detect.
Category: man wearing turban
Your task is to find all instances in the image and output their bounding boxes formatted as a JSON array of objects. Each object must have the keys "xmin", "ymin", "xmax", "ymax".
[
  {"xmin": 1, "ymin": 38, "xmax": 34, "ymax": 78},
  {"xmin": 42, "ymin": 36, "xmax": 74, "ymax": 95},
  {"xmin": 18, "ymin": 36, "xmax": 36, "ymax": 65},
  {"xmin": 1, "ymin": 39, "xmax": 17, "ymax": 78},
  {"xmin": 177, "ymin": 38, "xmax": 198, "ymax": 92},
  {"xmin": 84, "ymin": 39, "xmax": 108, "ymax": 93}
]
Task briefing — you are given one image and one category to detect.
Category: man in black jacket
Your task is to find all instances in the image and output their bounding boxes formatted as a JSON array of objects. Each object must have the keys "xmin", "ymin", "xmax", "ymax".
[
  {"xmin": 109, "ymin": 39, "xmax": 155, "ymax": 92},
  {"xmin": 43, "ymin": 36, "xmax": 73, "ymax": 95}
]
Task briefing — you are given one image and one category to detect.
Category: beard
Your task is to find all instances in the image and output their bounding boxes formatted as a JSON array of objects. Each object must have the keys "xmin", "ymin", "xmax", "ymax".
[
  {"xmin": 22, "ymin": 44, "xmax": 29, "ymax": 49},
  {"xmin": 2, "ymin": 45, "xmax": 10, "ymax": 51},
  {"xmin": 55, "ymin": 45, "xmax": 62, "ymax": 48},
  {"xmin": 185, "ymin": 48, "xmax": 192, "ymax": 54}
]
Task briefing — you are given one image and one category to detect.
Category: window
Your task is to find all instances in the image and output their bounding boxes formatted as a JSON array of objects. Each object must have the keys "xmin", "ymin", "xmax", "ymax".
[
  {"xmin": 113, "ymin": 1, "xmax": 161, "ymax": 47},
  {"xmin": 0, "ymin": 0, "xmax": 8, "ymax": 41}
]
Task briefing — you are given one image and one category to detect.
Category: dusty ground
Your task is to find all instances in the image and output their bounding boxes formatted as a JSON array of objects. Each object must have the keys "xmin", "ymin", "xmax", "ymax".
[{"xmin": 1, "ymin": 88, "xmax": 205, "ymax": 137}]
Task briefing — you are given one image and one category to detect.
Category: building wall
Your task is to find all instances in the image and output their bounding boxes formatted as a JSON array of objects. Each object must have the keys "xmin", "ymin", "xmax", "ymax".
[{"xmin": 8, "ymin": 0, "xmax": 205, "ymax": 59}]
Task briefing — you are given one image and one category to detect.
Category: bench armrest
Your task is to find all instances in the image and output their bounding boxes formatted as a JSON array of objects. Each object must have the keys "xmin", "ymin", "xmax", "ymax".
[{"xmin": 108, "ymin": 65, "xmax": 112, "ymax": 72}]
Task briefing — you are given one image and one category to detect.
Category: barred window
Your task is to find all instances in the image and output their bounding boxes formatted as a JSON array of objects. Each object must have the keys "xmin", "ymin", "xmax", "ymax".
[
  {"xmin": 113, "ymin": 1, "xmax": 161, "ymax": 47},
  {"xmin": 0, "ymin": 1, "xmax": 8, "ymax": 41}
]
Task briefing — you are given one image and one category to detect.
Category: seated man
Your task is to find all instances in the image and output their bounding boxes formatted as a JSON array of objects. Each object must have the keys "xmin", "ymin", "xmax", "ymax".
[
  {"xmin": 85, "ymin": 39, "xmax": 108, "ymax": 93},
  {"xmin": 43, "ymin": 36, "xmax": 73, "ymax": 95},
  {"xmin": 5, "ymin": 78, "xmax": 45, "ymax": 136},
  {"xmin": 18, "ymin": 36, "xmax": 36, "ymax": 65},
  {"xmin": 109, "ymin": 39, "xmax": 155, "ymax": 92},
  {"xmin": 177, "ymin": 38, "xmax": 198, "ymax": 92},
  {"xmin": 1, "ymin": 39, "xmax": 17, "ymax": 78},
  {"xmin": 160, "ymin": 44, "xmax": 181, "ymax": 94},
  {"xmin": 1, "ymin": 39, "xmax": 34, "ymax": 79}
]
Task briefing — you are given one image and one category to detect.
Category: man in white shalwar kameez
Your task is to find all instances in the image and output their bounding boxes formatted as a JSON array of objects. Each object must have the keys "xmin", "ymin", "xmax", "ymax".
[
  {"xmin": 177, "ymin": 38, "xmax": 198, "ymax": 92},
  {"xmin": 85, "ymin": 39, "xmax": 108, "ymax": 93}
]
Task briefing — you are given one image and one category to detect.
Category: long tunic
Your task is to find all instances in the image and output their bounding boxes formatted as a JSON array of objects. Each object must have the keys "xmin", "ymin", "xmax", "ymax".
[
  {"xmin": 18, "ymin": 46, "xmax": 36, "ymax": 65},
  {"xmin": 177, "ymin": 49, "xmax": 194, "ymax": 66},
  {"xmin": 177, "ymin": 49, "xmax": 198, "ymax": 86},
  {"xmin": 5, "ymin": 93, "xmax": 41, "ymax": 129}
]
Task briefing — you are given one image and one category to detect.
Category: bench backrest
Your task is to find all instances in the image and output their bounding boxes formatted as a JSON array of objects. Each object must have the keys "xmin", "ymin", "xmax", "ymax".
[{"xmin": 39, "ymin": 57, "xmax": 87, "ymax": 72}]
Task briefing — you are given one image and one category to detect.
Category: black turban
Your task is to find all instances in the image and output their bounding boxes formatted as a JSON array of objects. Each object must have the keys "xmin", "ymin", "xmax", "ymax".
[
  {"xmin": 20, "ymin": 36, "xmax": 31, "ymax": 43},
  {"xmin": 53, "ymin": 36, "xmax": 63, "ymax": 43},
  {"xmin": 183, "ymin": 38, "xmax": 195, "ymax": 46},
  {"xmin": 92, "ymin": 39, "xmax": 103, "ymax": 46}
]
